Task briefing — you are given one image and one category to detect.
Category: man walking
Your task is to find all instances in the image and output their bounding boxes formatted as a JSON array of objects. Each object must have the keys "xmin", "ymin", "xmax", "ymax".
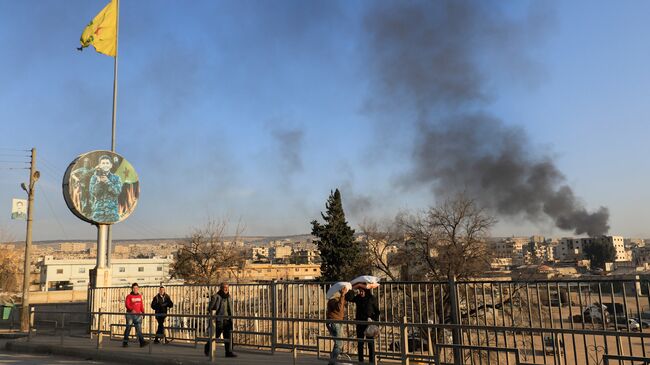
[
  {"xmin": 123, "ymin": 283, "xmax": 148, "ymax": 347},
  {"xmin": 346, "ymin": 285, "xmax": 380, "ymax": 364},
  {"xmin": 204, "ymin": 283, "xmax": 237, "ymax": 357},
  {"xmin": 326, "ymin": 285, "xmax": 349, "ymax": 365},
  {"xmin": 151, "ymin": 285, "xmax": 174, "ymax": 344}
]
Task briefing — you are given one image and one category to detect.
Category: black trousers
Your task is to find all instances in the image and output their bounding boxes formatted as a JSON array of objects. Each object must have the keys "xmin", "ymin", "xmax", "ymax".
[
  {"xmin": 204, "ymin": 322, "xmax": 233, "ymax": 355},
  {"xmin": 155, "ymin": 315, "xmax": 166, "ymax": 339},
  {"xmin": 356, "ymin": 325, "xmax": 376, "ymax": 364}
]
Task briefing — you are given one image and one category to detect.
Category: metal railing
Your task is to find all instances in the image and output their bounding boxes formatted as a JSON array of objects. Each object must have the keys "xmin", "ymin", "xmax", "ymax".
[
  {"xmin": 79, "ymin": 277, "xmax": 650, "ymax": 364},
  {"xmin": 25, "ymin": 306, "xmax": 650, "ymax": 365}
]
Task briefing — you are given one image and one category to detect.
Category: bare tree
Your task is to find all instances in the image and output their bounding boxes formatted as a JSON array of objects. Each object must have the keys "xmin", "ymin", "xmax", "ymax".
[
  {"xmin": 171, "ymin": 219, "xmax": 247, "ymax": 284},
  {"xmin": 0, "ymin": 229, "xmax": 20, "ymax": 292},
  {"xmin": 358, "ymin": 219, "xmax": 411, "ymax": 281},
  {"xmin": 397, "ymin": 194, "xmax": 497, "ymax": 281}
]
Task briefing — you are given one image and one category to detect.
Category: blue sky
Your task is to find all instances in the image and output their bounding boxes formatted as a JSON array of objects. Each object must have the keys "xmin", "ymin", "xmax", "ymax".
[{"xmin": 1, "ymin": 0, "xmax": 649, "ymax": 241}]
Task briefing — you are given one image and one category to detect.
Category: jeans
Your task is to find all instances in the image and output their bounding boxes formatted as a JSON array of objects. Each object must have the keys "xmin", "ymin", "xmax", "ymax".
[
  {"xmin": 356, "ymin": 325, "xmax": 376, "ymax": 364},
  {"xmin": 326, "ymin": 322, "xmax": 342, "ymax": 365},
  {"xmin": 155, "ymin": 314, "xmax": 166, "ymax": 339},
  {"xmin": 123, "ymin": 313, "xmax": 145, "ymax": 344}
]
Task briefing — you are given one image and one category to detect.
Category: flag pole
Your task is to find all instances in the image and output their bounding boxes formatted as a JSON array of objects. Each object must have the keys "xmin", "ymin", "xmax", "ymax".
[
  {"xmin": 106, "ymin": 0, "xmax": 119, "ymax": 269},
  {"xmin": 111, "ymin": 0, "xmax": 119, "ymax": 152}
]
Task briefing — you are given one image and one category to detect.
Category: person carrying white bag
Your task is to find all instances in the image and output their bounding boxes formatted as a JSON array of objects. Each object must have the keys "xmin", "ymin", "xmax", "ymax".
[{"xmin": 346, "ymin": 279, "xmax": 380, "ymax": 364}]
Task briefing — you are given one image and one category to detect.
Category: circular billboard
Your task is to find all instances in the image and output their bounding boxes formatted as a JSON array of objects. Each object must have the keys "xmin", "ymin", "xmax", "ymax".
[{"xmin": 63, "ymin": 150, "xmax": 139, "ymax": 225}]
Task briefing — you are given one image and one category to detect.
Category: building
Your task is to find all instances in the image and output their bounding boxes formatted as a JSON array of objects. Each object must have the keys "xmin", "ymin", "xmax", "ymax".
[
  {"xmin": 633, "ymin": 246, "xmax": 650, "ymax": 268},
  {"xmin": 555, "ymin": 236, "xmax": 630, "ymax": 263},
  {"xmin": 492, "ymin": 237, "xmax": 529, "ymax": 266},
  {"xmin": 219, "ymin": 263, "xmax": 321, "ymax": 282},
  {"xmin": 270, "ymin": 246, "xmax": 292, "ymax": 262},
  {"xmin": 252, "ymin": 247, "xmax": 270, "ymax": 261},
  {"xmin": 290, "ymin": 248, "xmax": 320, "ymax": 264},
  {"xmin": 554, "ymin": 238, "xmax": 583, "ymax": 262},
  {"xmin": 59, "ymin": 242, "xmax": 87, "ymax": 251},
  {"xmin": 38, "ymin": 255, "xmax": 174, "ymax": 291}
]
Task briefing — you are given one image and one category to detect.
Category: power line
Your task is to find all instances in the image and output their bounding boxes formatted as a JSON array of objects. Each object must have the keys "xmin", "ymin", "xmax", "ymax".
[
  {"xmin": 0, "ymin": 153, "xmax": 30, "ymax": 158},
  {"xmin": 0, "ymin": 147, "xmax": 30, "ymax": 151},
  {"xmin": 39, "ymin": 186, "xmax": 68, "ymax": 239}
]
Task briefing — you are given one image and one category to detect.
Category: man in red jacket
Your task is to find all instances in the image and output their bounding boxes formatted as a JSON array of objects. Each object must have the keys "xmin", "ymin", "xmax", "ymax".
[{"xmin": 122, "ymin": 283, "xmax": 148, "ymax": 347}]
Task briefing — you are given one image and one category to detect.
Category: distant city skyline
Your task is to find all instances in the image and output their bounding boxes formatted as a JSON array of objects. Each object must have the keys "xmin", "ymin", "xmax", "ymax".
[{"xmin": 2, "ymin": 1, "xmax": 650, "ymax": 241}]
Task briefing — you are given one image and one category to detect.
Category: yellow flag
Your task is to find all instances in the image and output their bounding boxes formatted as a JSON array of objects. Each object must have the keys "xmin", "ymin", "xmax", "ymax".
[{"xmin": 79, "ymin": 0, "xmax": 117, "ymax": 57}]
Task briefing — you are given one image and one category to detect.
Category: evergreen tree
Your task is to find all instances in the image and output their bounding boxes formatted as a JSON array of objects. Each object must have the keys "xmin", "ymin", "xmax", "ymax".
[{"xmin": 311, "ymin": 189, "xmax": 365, "ymax": 281}]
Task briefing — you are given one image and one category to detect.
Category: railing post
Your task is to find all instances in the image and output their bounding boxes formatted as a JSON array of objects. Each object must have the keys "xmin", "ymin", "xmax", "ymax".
[
  {"xmin": 60, "ymin": 313, "xmax": 65, "ymax": 345},
  {"xmin": 96, "ymin": 309, "xmax": 103, "ymax": 349},
  {"xmin": 448, "ymin": 276, "xmax": 462, "ymax": 365},
  {"xmin": 400, "ymin": 316, "xmax": 410, "ymax": 365},
  {"xmin": 292, "ymin": 321, "xmax": 297, "ymax": 365},
  {"xmin": 210, "ymin": 310, "xmax": 217, "ymax": 363},
  {"xmin": 27, "ymin": 306, "xmax": 34, "ymax": 341},
  {"xmin": 148, "ymin": 314, "xmax": 153, "ymax": 354},
  {"xmin": 270, "ymin": 281, "xmax": 277, "ymax": 354}
]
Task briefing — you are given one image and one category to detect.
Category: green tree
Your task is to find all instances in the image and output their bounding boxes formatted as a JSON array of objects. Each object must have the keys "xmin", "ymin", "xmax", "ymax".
[
  {"xmin": 583, "ymin": 239, "xmax": 616, "ymax": 269},
  {"xmin": 311, "ymin": 189, "xmax": 366, "ymax": 281}
]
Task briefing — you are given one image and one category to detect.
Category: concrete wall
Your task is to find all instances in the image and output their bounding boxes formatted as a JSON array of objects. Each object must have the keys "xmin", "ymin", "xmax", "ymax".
[{"xmin": 30, "ymin": 290, "xmax": 88, "ymax": 304}]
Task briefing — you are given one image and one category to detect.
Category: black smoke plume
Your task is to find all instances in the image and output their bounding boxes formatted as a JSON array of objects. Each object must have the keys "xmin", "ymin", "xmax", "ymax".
[{"xmin": 365, "ymin": 0, "xmax": 609, "ymax": 236}]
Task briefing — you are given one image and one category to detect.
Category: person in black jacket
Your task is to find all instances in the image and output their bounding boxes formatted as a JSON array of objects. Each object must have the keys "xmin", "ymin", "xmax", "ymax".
[
  {"xmin": 204, "ymin": 283, "xmax": 237, "ymax": 358},
  {"xmin": 151, "ymin": 286, "xmax": 174, "ymax": 344},
  {"xmin": 346, "ymin": 285, "xmax": 380, "ymax": 364}
]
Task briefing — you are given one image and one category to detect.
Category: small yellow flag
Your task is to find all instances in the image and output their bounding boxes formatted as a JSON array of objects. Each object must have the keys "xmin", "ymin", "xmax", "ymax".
[{"xmin": 79, "ymin": 0, "xmax": 117, "ymax": 57}]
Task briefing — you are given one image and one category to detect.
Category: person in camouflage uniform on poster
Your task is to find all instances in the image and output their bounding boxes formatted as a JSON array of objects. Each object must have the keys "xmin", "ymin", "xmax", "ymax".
[{"xmin": 89, "ymin": 155, "xmax": 122, "ymax": 223}]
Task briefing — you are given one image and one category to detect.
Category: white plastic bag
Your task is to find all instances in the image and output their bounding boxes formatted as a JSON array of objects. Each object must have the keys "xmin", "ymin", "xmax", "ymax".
[
  {"xmin": 365, "ymin": 319, "xmax": 380, "ymax": 338},
  {"xmin": 351, "ymin": 275, "xmax": 381, "ymax": 290},
  {"xmin": 326, "ymin": 282, "xmax": 352, "ymax": 299}
]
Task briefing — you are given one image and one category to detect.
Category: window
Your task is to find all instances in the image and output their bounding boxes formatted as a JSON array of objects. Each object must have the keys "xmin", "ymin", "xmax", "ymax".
[
  {"xmin": 56, "ymin": 269, "xmax": 63, "ymax": 274},
  {"xmin": 157, "ymin": 266, "xmax": 163, "ymax": 272},
  {"xmin": 119, "ymin": 267, "xmax": 125, "ymax": 273},
  {"xmin": 77, "ymin": 280, "xmax": 86, "ymax": 283},
  {"xmin": 78, "ymin": 268, "xmax": 86, "ymax": 273},
  {"xmin": 138, "ymin": 267, "xmax": 144, "ymax": 272}
]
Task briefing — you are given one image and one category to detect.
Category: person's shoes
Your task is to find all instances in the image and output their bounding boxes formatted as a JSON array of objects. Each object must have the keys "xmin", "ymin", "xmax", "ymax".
[
  {"xmin": 122, "ymin": 342, "xmax": 128, "ymax": 347},
  {"xmin": 154, "ymin": 339, "xmax": 160, "ymax": 344},
  {"xmin": 139, "ymin": 341, "xmax": 149, "ymax": 347},
  {"xmin": 204, "ymin": 343, "xmax": 210, "ymax": 356},
  {"xmin": 226, "ymin": 352, "xmax": 237, "ymax": 358},
  {"xmin": 164, "ymin": 338, "xmax": 171, "ymax": 344}
]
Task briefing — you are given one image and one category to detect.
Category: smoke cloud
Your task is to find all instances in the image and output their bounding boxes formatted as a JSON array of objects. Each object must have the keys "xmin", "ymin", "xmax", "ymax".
[
  {"xmin": 271, "ymin": 127, "xmax": 304, "ymax": 175},
  {"xmin": 365, "ymin": 1, "xmax": 609, "ymax": 236}
]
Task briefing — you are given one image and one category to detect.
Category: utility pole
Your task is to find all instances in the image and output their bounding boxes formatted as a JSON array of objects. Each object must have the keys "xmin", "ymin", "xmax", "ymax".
[{"xmin": 20, "ymin": 148, "xmax": 39, "ymax": 332}]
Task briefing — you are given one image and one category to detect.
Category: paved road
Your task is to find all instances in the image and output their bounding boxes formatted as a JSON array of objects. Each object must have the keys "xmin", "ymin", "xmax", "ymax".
[{"xmin": 0, "ymin": 351, "xmax": 119, "ymax": 364}]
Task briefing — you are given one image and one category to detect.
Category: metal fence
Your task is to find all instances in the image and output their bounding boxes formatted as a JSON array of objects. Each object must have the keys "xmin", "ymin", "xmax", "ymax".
[{"xmin": 81, "ymin": 278, "xmax": 650, "ymax": 364}]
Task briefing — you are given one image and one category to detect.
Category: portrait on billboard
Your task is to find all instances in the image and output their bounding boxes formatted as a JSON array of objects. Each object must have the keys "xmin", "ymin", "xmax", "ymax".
[
  {"xmin": 11, "ymin": 198, "xmax": 27, "ymax": 220},
  {"xmin": 63, "ymin": 150, "xmax": 139, "ymax": 225}
]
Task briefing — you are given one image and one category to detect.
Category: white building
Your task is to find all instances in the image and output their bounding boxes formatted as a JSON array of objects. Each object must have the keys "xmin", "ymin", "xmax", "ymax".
[
  {"xmin": 555, "ymin": 236, "xmax": 630, "ymax": 263},
  {"xmin": 39, "ymin": 255, "xmax": 174, "ymax": 291},
  {"xmin": 252, "ymin": 247, "xmax": 270, "ymax": 260}
]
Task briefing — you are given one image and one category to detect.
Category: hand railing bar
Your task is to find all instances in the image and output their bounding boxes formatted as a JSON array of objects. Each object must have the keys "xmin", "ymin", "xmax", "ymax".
[
  {"xmin": 28, "ymin": 309, "xmax": 650, "ymax": 339},
  {"xmin": 90, "ymin": 278, "xmax": 648, "ymax": 290}
]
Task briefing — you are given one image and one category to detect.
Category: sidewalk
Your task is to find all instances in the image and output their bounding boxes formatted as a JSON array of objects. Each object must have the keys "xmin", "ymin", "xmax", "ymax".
[{"xmin": 4, "ymin": 336, "xmax": 325, "ymax": 365}]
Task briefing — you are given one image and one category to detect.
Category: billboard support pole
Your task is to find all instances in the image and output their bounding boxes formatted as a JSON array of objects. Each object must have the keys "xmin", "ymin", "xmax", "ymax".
[{"xmin": 97, "ymin": 225, "xmax": 108, "ymax": 269}]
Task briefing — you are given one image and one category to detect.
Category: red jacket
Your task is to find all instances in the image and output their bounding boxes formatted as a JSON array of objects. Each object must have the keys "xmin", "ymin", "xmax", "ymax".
[{"xmin": 125, "ymin": 292, "xmax": 144, "ymax": 313}]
